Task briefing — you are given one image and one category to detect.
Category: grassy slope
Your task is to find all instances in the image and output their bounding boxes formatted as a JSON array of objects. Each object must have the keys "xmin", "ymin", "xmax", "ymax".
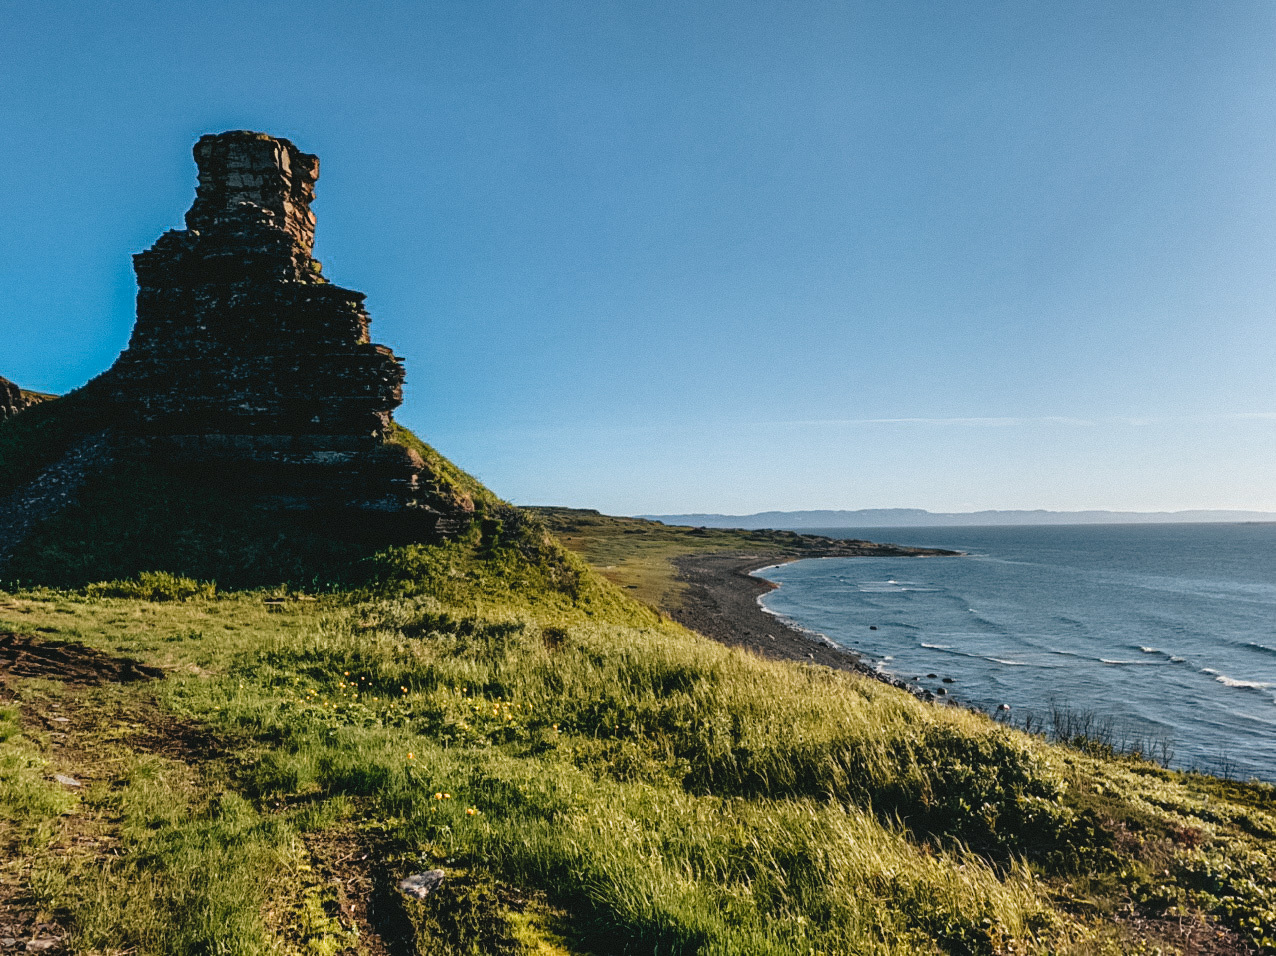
[{"xmin": 0, "ymin": 410, "xmax": 1273, "ymax": 954}]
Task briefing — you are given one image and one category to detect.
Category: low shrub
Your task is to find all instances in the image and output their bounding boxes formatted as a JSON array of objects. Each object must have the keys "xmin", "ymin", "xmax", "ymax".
[{"xmin": 86, "ymin": 571, "xmax": 216, "ymax": 602}]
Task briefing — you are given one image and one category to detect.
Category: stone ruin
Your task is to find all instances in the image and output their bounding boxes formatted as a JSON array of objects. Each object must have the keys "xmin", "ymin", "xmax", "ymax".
[
  {"xmin": 95, "ymin": 130, "xmax": 472, "ymax": 535},
  {"xmin": 1, "ymin": 376, "xmax": 42, "ymax": 421}
]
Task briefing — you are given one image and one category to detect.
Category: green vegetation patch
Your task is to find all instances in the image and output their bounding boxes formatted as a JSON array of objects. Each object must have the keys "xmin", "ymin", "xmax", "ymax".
[
  {"xmin": 1, "ymin": 430, "xmax": 1272, "ymax": 953},
  {"xmin": 531, "ymin": 506, "xmax": 855, "ymax": 607},
  {"xmin": 2, "ymin": 582, "xmax": 1273, "ymax": 954}
]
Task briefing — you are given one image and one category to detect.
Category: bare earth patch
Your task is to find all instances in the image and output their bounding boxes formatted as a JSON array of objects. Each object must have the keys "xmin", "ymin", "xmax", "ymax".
[
  {"xmin": 0, "ymin": 632, "xmax": 164, "ymax": 686},
  {"xmin": 1115, "ymin": 911, "xmax": 1259, "ymax": 955},
  {"xmin": 304, "ymin": 828, "xmax": 408, "ymax": 956}
]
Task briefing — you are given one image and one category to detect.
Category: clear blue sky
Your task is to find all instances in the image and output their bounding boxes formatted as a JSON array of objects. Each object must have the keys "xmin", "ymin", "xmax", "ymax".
[{"xmin": 4, "ymin": 0, "xmax": 1276, "ymax": 514}]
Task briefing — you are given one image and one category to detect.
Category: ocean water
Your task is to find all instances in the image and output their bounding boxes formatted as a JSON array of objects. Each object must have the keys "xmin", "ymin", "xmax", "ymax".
[{"xmin": 754, "ymin": 524, "xmax": 1276, "ymax": 781}]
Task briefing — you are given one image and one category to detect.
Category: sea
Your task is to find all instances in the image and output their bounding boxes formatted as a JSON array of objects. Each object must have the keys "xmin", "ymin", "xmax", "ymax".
[{"xmin": 753, "ymin": 524, "xmax": 1276, "ymax": 782}]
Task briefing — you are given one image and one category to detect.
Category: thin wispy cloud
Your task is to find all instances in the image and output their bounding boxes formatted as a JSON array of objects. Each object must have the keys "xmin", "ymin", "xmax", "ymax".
[
  {"xmin": 1116, "ymin": 412, "xmax": 1276, "ymax": 427},
  {"xmin": 773, "ymin": 412, "xmax": 1276, "ymax": 429},
  {"xmin": 773, "ymin": 415, "xmax": 1095, "ymax": 428}
]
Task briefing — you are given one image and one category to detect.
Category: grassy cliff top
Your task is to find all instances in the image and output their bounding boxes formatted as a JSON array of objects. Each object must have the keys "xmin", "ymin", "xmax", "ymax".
[
  {"xmin": 531, "ymin": 506, "xmax": 955, "ymax": 609},
  {"xmin": 0, "ymin": 404, "xmax": 1273, "ymax": 954}
]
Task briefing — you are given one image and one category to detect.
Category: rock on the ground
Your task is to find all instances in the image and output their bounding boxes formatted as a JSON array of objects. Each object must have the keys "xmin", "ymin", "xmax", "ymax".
[
  {"xmin": 398, "ymin": 869, "xmax": 446, "ymax": 900},
  {"xmin": 0, "ymin": 378, "xmax": 40, "ymax": 422}
]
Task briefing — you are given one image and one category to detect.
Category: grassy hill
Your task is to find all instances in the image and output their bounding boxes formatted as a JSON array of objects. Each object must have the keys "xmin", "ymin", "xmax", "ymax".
[
  {"xmin": 1, "ymin": 399, "xmax": 1273, "ymax": 955},
  {"xmin": 526, "ymin": 506, "xmax": 948, "ymax": 610}
]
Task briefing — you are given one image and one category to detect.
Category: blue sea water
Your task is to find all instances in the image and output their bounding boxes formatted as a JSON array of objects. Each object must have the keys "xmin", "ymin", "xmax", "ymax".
[{"xmin": 754, "ymin": 524, "xmax": 1276, "ymax": 781}]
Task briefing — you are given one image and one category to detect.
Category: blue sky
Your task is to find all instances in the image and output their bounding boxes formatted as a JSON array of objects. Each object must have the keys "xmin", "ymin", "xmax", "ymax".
[{"xmin": 4, "ymin": 0, "xmax": 1276, "ymax": 514}]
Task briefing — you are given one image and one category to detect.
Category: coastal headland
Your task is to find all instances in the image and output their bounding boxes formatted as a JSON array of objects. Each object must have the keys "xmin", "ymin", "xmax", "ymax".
[{"xmin": 532, "ymin": 506, "xmax": 957, "ymax": 687}]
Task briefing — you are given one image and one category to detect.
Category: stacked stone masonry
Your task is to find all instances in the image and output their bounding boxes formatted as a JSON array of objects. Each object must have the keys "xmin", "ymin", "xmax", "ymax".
[{"xmin": 98, "ymin": 130, "xmax": 470, "ymax": 533}]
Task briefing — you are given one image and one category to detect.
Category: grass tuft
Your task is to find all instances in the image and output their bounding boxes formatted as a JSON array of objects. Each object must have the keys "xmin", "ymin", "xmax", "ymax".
[{"xmin": 85, "ymin": 571, "xmax": 217, "ymax": 602}]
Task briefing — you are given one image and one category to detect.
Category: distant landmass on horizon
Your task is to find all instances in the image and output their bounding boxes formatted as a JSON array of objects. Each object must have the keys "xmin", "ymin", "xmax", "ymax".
[{"xmin": 641, "ymin": 508, "xmax": 1276, "ymax": 529}]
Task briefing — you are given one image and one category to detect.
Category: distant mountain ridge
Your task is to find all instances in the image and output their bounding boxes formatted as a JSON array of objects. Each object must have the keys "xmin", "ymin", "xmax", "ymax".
[{"xmin": 641, "ymin": 508, "xmax": 1276, "ymax": 529}]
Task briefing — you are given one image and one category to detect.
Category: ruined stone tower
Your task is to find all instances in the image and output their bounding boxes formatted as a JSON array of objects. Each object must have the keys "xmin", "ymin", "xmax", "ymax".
[{"xmin": 99, "ymin": 130, "xmax": 471, "ymax": 533}]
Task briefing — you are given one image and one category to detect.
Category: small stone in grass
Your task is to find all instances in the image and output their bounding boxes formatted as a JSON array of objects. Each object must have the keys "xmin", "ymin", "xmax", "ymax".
[
  {"xmin": 54, "ymin": 773, "xmax": 81, "ymax": 788},
  {"xmin": 399, "ymin": 869, "xmax": 446, "ymax": 900}
]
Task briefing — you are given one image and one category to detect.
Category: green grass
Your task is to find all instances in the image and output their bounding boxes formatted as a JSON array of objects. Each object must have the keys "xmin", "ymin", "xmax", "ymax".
[
  {"xmin": 2, "ymin": 577, "xmax": 1274, "ymax": 954},
  {"xmin": 530, "ymin": 506, "xmax": 888, "ymax": 608},
  {"xmin": 1, "ymin": 415, "xmax": 1273, "ymax": 953},
  {"xmin": 0, "ymin": 702, "xmax": 77, "ymax": 851}
]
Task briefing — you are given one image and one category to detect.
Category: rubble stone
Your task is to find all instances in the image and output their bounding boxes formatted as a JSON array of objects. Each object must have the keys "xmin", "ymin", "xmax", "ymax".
[{"xmin": 0, "ymin": 377, "xmax": 40, "ymax": 421}]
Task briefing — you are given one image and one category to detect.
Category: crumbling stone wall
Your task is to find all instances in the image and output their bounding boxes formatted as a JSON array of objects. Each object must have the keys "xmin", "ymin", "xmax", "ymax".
[{"xmin": 98, "ymin": 130, "xmax": 470, "ymax": 533}]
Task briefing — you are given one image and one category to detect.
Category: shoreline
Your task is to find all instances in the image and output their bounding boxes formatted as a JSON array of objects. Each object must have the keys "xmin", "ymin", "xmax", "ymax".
[{"xmin": 669, "ymin": 551, "xmax": 936, "ymax": 698}]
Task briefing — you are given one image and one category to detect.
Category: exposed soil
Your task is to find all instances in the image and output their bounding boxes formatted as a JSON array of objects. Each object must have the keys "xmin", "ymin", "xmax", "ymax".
[
  {"xmin": 0, "ymin": 675, "xmax": 224, "ymax": 955},
  {"xmin": 0, "ymin": 891, "xmax": 63, "ymax": 953},
  {"xmin": 1116, "ymin": 911, "xmax": 1259, "ymax": 956},
  {"xmin": 0, "ymin": 632, "xmax": 165, "ymax": 687},
  {"xmin": 305, "ymin": 829, "xmax": 408, "ymax": 956}
]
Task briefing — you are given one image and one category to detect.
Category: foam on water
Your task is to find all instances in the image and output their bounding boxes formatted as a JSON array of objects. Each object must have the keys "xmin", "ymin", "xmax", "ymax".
[
  {"xmin": 1204, "ymin": 668, "xmax": 1275, "ymax": 691},
  {"xmin": 754, "ymin": 523, "xmax": 1276, "ymax": 781}
]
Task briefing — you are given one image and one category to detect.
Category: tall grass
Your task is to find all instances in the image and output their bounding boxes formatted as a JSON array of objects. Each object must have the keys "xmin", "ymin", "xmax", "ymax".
[
  {"xmin": 127, "ymin": 597, "xmax": 1074, "ymax": 953},
  {"xmin": 259, "ymin": 600, "xmax": 1073, "ymax": 853},
  {"xmin": 6, "ymin": 578, "xmax": 1276, "ymax": 952},
  {"xmin": 1, "ymin": 411, "xmax": 1273, "ymax": 952}
]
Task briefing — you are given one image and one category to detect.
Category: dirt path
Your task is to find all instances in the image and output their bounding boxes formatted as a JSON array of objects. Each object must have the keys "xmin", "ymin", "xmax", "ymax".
[{"xmin": 0, "ymin": 630, "xmax": 413, "ymax": 956}]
